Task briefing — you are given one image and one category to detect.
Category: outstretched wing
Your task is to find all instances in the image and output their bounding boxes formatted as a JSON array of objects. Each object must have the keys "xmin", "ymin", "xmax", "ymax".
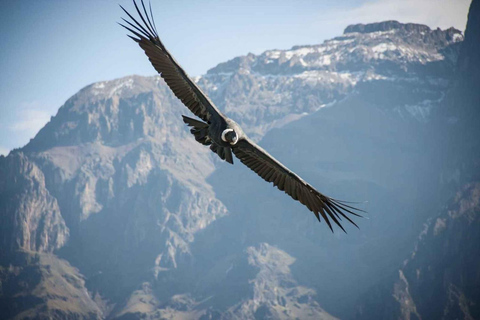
[
  {"xmin": 120, "ymin": 0, "xmax": 222, "ymax": 123},
  {"xmin": 232, "ymin": 138, "xmax": 362, "ymax": 232}
]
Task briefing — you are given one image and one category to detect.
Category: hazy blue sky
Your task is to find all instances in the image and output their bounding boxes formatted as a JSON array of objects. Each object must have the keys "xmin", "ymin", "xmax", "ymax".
[{"xmin": 0, "ymin": 0, "xmax": 470, "ymax": 155}]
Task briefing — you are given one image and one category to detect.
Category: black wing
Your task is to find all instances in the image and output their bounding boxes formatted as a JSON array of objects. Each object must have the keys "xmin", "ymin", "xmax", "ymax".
[
  {"xmin": 232, "ymin": 138, "xmax": 362, "ymax": 232},
  {"xmin": 120, "ymin": 0, "xmax": 222, "ymax": 123}
]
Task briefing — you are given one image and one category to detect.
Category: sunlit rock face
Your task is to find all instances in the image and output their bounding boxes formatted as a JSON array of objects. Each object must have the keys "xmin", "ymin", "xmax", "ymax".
[
  {"xmin": 1, "ymin": 16, "xmax": 476, "ymax": 319},
  {"xmin": 0, "ymin": 152, "xmax": 68, "ymax": 253}
]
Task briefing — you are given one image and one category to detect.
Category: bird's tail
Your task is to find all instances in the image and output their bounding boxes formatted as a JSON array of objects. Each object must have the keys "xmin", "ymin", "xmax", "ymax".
[
  {"xmin": 182, "ymin": 115, "xmax": 211, "ymax": 146},
  {"xmin": 182, "ymin": 115, "xmax": 234, "ymax": 164}
]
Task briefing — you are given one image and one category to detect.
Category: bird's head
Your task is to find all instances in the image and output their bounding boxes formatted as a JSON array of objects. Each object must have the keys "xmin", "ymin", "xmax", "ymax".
[{"xmin": 221, "ymin": 129, "xmax": 238, "ymax": 145}]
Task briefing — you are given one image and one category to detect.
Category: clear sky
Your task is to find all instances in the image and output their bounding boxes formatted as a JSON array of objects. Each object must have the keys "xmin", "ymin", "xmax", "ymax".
[{"xmin": 0, "ymin": 0, "xmax": 471, "ymax": 156}]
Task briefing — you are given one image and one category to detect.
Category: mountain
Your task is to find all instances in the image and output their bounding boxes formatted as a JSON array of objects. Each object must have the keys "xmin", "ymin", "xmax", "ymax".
[
  {"xmin": 355, "ymin": 1, "xmax": 480, "ymax": 319},
  {"xmin": 198, "ymin": 20, "xmax": 461, "ymax": 139},
  {"xmin": 1, "ymin": 77, "xmax": 228, "ymax": 319},
  {"xmin": 0, "ymin": 14, "xmax": 473, "ymax": 320},
  {"xmin": 200, "ymin": 20, "xmax": 465, "ymax": 319}
]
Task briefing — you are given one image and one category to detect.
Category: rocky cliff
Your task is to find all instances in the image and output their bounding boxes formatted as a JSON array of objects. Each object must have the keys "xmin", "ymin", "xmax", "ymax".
[
  {"xmin": 356, "ymin": 1, "xmax": 480, "ymax": 319},
  {"xmin": 356, "ymin": 182, "xmax": 480, "ymax": 320}
]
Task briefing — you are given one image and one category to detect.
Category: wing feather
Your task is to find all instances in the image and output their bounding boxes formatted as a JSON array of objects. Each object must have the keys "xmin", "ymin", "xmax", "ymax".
[
  {"xmin": 120, "ymin": 0, "xmax": 222, "ymax": 123},
  {"xmin": 232, "ymin": 138, "xmax": 362, "ymax": 232}
]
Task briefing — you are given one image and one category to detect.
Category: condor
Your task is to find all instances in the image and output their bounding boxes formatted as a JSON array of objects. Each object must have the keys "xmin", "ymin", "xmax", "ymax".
[{"xmin": 120, "ymin": 0, "xmax": 363, "ymax": 232}]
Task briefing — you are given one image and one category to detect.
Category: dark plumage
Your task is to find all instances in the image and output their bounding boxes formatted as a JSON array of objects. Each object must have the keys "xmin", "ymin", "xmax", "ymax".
[{"xmin": 120, "ymin": 0, "xmax": 363, "ymax": 232}]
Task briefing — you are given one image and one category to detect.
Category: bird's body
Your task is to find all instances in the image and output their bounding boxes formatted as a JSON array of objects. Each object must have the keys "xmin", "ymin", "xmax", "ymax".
[
  {"xmin": 120, "ymin": 0, "xmax": 363, "ymax": 232},
  {"xmin": 183, "ymin": 114, "xmax": 243, "ymax": 164}
]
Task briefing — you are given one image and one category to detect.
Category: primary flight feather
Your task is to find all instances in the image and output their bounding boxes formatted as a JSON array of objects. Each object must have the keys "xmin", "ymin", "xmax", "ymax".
[{"xmin": 120, "ymin": 0, "xmax": 363, "ymax": 232}]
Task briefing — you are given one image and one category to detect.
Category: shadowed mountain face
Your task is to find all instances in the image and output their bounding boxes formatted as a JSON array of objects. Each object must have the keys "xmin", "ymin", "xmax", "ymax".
[
  {"xmin": 0, "ymin": 14, "xmax": 477, "ymax": 320},
  {"xmin": 355, "ymin": 182, "xmax": 480, "ymax": 320},
  {"xmin": 355, "ymin": 1, "xmax": 480, "ymax": 319}
]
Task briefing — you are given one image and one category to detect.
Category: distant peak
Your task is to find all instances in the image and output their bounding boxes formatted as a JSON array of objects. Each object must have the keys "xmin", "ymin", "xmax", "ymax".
[{"xmin": 344, "ymin": 20, "xmax": 431, "ymax": 34}]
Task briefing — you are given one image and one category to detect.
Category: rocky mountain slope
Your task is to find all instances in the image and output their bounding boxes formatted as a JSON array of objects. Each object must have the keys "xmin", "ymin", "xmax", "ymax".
[
  {"xmin": 0, "ymin": 13, "xmax": 474, "ymax": 320},
  {"xmin": 356, "ymin": 182, "xmax": 480, "ymax": 320},
  {"xmin": 355, "ymin": 1, "xmax": 480, "ymax": 319}
]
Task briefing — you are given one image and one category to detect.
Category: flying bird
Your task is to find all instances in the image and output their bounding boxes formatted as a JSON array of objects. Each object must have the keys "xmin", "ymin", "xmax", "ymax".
[{"xmin": 119, "ymin": 0, "xmax": 362, "ymax": 232}]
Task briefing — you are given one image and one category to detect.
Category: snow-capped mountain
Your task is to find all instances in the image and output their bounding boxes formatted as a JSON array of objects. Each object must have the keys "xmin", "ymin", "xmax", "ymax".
[
  {"xmin": 1, "ymin": 13, "xmax": 478, "ymax": 320},
  {"xmin": 210, "ymin": 20, "xmax": 461, "ymax": 75},
  {"xmin": 197, "ymin": 20, "xmax": 461, "ymax": 139}
]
